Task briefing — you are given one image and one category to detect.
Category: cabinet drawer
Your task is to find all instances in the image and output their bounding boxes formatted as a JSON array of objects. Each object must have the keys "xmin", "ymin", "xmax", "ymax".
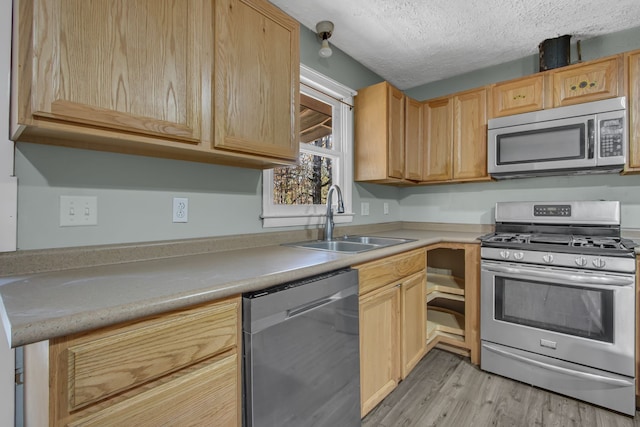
[
  {"xmin": 356, "ymin": 249, "xmax": 426, "ymax": 295},
  {"xmin": 60, "ymin": 297, "xmax": 240, "ymax": 411},
  {"xmin": 68, "ymin": 352, "xmax": 238, "ymax": 427}
]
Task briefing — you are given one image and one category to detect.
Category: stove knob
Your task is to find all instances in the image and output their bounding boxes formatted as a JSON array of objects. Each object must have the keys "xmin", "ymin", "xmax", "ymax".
[
  {"xmin": 542, "ymin": 254, "xmax": 554, "ymax": 264},
  {"xmin": 499, "ymin": 250, "xmax": 510, "ymax": 259},
  {"xmin": 513, "ymin": 252, "xmax": 524, "ymax": 260},
  {"xmin": 575, "ymin": 257, "xmax": 588, "ymax": 267},
  {"xmin": 592, "ymin": 258, "xmax": 606, "ymax": 269}
]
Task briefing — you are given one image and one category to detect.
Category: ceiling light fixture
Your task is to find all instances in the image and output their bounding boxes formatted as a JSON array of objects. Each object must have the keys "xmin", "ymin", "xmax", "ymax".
[{"xmin": 316, "ymin": 21, "xmax": 334, "ymax": 58}]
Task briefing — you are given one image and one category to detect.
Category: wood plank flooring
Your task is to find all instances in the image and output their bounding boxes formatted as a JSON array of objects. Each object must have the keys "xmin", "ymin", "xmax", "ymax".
[{"xmin": 362, "ymin": 349, "xmax": 640, "ymax": 427}]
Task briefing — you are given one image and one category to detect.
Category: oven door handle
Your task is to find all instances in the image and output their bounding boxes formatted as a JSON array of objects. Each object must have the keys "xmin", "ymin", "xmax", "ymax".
[
  {"xmin": 483, "ymin": 343, "xmax": 634, "ymax": 387},
  {"xmin": 483, "ymin": 263, "xmax": 635, "ymax": 287}
]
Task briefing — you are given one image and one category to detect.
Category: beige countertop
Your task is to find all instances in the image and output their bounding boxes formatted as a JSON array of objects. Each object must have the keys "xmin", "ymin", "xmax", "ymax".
[{"xmin": 0, "ymin": 228, "xmax": 484, "ymax": 348}]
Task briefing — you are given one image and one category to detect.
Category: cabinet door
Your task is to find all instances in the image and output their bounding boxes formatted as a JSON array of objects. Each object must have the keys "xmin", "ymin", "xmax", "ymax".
[
  {"xmin": 492, "ymin": 75, "xmax": 544, "ymax": 117},
  {"xmin": 551, "ymin": 56, "xmax": 622, "ymax": 107},
  {"xmin": 20, "ymin": 0, "xmax": 207, "ymax": 144},
  {"xmin": 404, "ymin": 97, "xmax": 423, "ymax": 180},
  {"xmin": 359, "ymin": 284, "xmax": 401, "ymax": 417},
  {"xmin": 453, "ymin": 89, "xmax": 487, "ymax": 180},
  {"xmin": 388, "ymin": 85, "xmax": 405, "ymax": 179},
  {"xmin": 213, "ymin": 0, "xmax": 299, "ymax": 161},
  {"xmin": 423, "ymin": 98, "xmax": 453, "ymax": 181},
  {"xmin": 627, "ymin": 51, "xmax": 640, "ymax": 170},
  {"xmin": 401, "ymin": 271, "xmax": 427, "ymax": 379}
]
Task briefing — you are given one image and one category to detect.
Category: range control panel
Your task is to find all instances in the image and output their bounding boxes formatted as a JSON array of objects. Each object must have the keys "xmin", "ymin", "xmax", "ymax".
[{"xmin": 533, "ymin": 205, "xmax": 571, "ymax": 217}]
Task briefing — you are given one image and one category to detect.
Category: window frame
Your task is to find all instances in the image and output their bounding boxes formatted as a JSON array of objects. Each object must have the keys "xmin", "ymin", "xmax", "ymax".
[{"xmin": 262, "ymin": 65, "xmax": 356, "ymax": 228}]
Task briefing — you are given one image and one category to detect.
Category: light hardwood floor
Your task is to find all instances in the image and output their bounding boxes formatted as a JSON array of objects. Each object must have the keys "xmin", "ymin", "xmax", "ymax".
[{"xmin": 362, "ymin": 349, "xmax": 640, "ymax": 427}]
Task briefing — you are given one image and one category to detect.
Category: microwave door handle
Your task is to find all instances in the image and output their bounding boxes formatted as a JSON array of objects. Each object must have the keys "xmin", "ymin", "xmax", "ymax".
[
  {"xmin": 587, "ymin": 119, "xmax": 595, "ymax": 159},
  {"xmin": 483, "ymin": 263, "xmax": 634, "ymax": 287}
]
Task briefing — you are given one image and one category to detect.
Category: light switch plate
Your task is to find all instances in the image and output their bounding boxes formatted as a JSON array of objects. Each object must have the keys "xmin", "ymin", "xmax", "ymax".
[
  {"xmin": 361, "ymin": 202, "xmax": 369, "ymax": 216},
  {"xmin": 60, "ymin": 196, "xmax": 98, "ymax": 227}
]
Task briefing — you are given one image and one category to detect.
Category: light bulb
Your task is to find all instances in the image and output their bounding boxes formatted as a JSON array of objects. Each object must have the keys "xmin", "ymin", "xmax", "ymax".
[{"xmin": 319, "ymin": 39, "xmax": 332, "ymax": 58}]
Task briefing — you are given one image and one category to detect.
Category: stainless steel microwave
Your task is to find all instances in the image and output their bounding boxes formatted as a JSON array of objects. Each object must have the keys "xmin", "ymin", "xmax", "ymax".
[{"xmin": 487, "ymin": 97, "xmax": 627, "ymax": 179}]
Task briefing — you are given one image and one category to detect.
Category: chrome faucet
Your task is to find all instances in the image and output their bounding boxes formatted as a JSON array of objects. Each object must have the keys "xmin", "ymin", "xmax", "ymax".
[{"xmin": 324, "ymin": 184, "xmax": 345, "ymax": 241}]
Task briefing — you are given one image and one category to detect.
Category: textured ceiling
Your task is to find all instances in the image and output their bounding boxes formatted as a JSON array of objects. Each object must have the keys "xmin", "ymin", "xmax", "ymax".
[{"xmin": 270, "ymin": 0, "xmax": 640, "ymax": 90}]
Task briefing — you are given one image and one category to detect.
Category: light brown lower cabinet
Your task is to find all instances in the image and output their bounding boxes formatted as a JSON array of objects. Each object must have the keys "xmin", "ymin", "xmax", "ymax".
[
  {"xmin": 355, "ymin": 248, "xmax": 427, "ymax": 417},
  {"xmin": 45, "ymin": 296, "xmax": 242, "ymax": 427}
]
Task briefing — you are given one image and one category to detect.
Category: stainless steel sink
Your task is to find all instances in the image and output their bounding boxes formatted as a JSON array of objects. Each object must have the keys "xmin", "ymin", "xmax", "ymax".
[
  {"xmin": 284, "ymin": 235, "xmax": 416, "ymax": 253},
  {"xmin": 339, "ymin": 236, "xmax": 414, "ymax": 246}
]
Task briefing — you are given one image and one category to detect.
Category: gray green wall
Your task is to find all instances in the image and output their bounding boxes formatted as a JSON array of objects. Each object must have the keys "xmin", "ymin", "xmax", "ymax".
[
  {"xmin": 400, "ymin": 25, "xmax": 640, "ymax": 229},
  {"xmin": 15, "ymin": 26, "xmax": 391, "ymax": 250},
  {"xmin": 405, "ymin": 26, "xmax": 640, "ymax": 100},
  {"xmin": 14, "ymin": 24, "xmax": 640, "ymax": 250}
]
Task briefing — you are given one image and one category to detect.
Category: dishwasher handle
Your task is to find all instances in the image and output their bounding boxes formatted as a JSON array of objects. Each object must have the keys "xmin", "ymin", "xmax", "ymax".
[{"xmin": 287, "ymin": 294, "xmax": 338, "ymax": 318}]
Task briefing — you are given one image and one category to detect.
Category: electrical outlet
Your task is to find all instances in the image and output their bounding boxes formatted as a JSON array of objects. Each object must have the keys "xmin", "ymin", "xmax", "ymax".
[
  {"xmin": 173, "ymin": 197, "xmax": 189, "ymax": 223},
  {"xmin": 361, "ymin": 202, "xmax": 369, "ymax": 216},
  {"xmin": 60, "ymin": 196, "xmax": 98, "ymax": 227},
  {"xmin": 384, "ymin": 202, "xmax": 389, "ymax": 215}
]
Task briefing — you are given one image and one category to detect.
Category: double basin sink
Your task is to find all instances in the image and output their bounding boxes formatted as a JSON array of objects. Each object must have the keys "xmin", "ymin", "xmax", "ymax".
[{"xmin": 284, "ymin": 235, "xmax": 416, "ymax": 253}]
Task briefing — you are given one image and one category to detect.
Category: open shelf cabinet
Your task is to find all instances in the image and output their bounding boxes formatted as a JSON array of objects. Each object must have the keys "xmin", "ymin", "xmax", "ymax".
[{"xmin": 425, "ymin": 242, "xmax": 480, "ymax": 364}]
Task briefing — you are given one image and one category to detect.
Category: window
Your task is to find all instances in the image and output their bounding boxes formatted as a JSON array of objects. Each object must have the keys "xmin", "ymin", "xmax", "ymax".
[{"xmin": 262, "ymin": 65, "xmax": 355, "ymax": 228}]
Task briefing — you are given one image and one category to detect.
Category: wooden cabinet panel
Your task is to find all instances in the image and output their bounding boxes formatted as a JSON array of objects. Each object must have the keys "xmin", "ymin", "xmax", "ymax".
[
  {"xmin": 49, "ymin": 296, "xmax": 241, "ymax": 427},
  {"xmin": 423, "ymin": 97, "xmax": 453, "ymax": 181},
  {"xmin": 551, "ymin": 56, "xmax": 622, "ymax": 107},
  {"xmin": 492, "ymin": 75, "xmax": 544, "ymax": 117},
  {"xmin": 404, "ymin": 97, "xmax": 423, "ymax": 181},
  {"xmin": 13, "ymin": 0, "xmax": 299, "ymax": 168},
  {"xmin": 359, "ymin": 284, "xmax": 401, "ymax": 418},
  {"xmin": 66, "ymin": 299, "xmax": 238, "ymax": 410},
  {"xmin": 356, "ymin": 248, "xmax": 426, "ymax": 296},
  {"xmin": 626, "ymin": 50, "xmax": 640, "ymax": 171},
  {"xmin": 354, "ymin": 81, "xmax": 406, "ymax": 182},
  {"xmin": 213, "ymin": 0, "xmax": 299, "ymax": 161},
  {"xmin": 354, "ymin": 82, "xmax": 429, "ymax": 183},
  {"xmin": 68, "ymin": 353, "xmax": 238, "ymax": 427},
  {"xmin": 388, "ymin": 85, "xmax": 406, "ymax": 179},
  {"xmin": 18, "ymin": 0, "xmax": 206, "ymax": 144},
  {"xmin": 401, "ymin": 271, "xmax": 427, "ymax": 378},
  {"xmin": 453, "ymin": 88, "xmax": 488, "ymax": 181}
]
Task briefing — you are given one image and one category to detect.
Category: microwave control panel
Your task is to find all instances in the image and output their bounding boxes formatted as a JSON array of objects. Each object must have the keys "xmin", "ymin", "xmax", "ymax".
[{"xmin": 599, "ymin": 118, "xmax": 624, "ymax": 158}]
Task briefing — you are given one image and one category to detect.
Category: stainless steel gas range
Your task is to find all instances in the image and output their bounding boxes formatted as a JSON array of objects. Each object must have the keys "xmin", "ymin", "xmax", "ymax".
[{"xmin": 479, "ymin": 201, "xmax": 637, "ymax": 415}]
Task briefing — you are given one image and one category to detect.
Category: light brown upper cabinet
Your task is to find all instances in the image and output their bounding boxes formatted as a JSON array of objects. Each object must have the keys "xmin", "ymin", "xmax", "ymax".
[
  {"xmin": 355, "ymin": 81, "xmax": 406, "ymax": 182},
  {"xmin": 12, "ymin": 0, "xmax": 299, "ymax": 168},
  {"xmin": 422, "ymin": 88, "xmax": 490, "ymax": 184},
  {"xmin": 404, "ymin": 97, "xmax": 424, "ymax": 181},
  {"xmin": 551, "ymin": 55, "xmax": 623, "ymax": 107},
  {"xmin": 625, "ymin": 49, "xmax": 640, "ymax": 172},
  {"xmin": 491, "ymin": 75, "xmax": 545, "ymax": 118},
  {"xmin": 423, "ymin": 97, "xmax": 453, "ymax": 182}
]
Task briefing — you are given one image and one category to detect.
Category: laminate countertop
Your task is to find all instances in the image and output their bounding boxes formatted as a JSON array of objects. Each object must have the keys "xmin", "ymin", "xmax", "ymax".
[{"xmin": 0, "ymin": 228, "xmax": 484, "ymax": 348}]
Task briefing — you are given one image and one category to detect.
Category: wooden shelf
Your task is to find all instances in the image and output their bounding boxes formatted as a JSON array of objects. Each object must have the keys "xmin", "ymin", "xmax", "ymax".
[
  {"xmin": 427, "ymin": 307, "xmax": 465, "ymax": 340},
  {"xmin": 426, "ymin": 273, "xmax": 465, "ymax": 296}
]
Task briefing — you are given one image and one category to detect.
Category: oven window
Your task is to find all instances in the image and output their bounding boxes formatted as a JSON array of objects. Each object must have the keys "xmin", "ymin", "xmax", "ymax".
[
  {"xmin": 495, "ymin": 278, "xmax": 613, "ymax": 342},
  {"xmin": 496, "ymin": 124, "xmax": 585, "ymax": 165}
]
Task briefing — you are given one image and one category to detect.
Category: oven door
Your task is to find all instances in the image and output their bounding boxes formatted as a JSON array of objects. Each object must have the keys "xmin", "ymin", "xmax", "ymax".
[{"xmin": 481, "ymin": 260, "xmax": 635, "ymax": 377}]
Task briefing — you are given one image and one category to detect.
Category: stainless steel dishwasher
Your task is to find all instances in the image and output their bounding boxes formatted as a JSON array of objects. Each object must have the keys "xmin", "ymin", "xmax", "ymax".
[{"xmin": 243, "ymin": 268, "xmax": 360, "ymax": 427}]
